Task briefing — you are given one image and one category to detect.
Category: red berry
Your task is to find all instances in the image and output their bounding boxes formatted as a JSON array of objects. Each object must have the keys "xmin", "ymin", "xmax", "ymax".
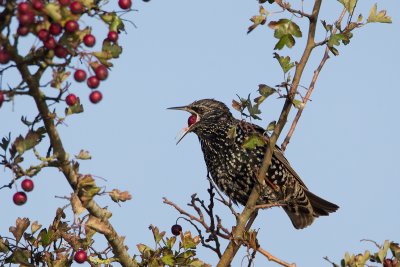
[
  {"xmin": 383, "ymin": 259, "xmax": 393, "ymax": 267},
  {"xmin": 13, "ymin": 192, "xmax": 27, "ymax": 206},
  {"xmin": 74, "ymin": 250, "xmax": 87, "ymax": 264},
  {"xmin": 65, "ymin": 20, "xmax": 79, "ymax": 33},
  {"xmin": 0, "ymin": 49, "xmax": 10, "ymax": 64},
  {"xmin": 37, "ymin": 29, "xmax": 49, "ymax": 41},
  {"xmin": 32, "ymin": 0, "xmax": 44, "ymax": 11},
  {"xmin": 49, "ymin": 22, "xmax": 62, "ymax": 36},
  {"xmin": 21, "ymin": 179, "xmax": 34, "ymax": 192},
  {"xmin": 118, "ymin": 0, "xmax": 131, "ymax": 9},
  {"xmin": 188, "ymin": 114, "xmax": 197, "ymax": 127},
  {"xmin": 94, "ymin": 65, "xmax": 108, "ymax": 81},
  {"xmin": 89, "ymin": 90, "xmax": 102, "ymax": 104},
  {"xmin": 65, "ymin": 93, "xmax": 77, "ymax": 106},
  {"xmin": 74, "ymin": 69, "xmax": 86, "ymax": 82},
  {"xmin": 18, "ymin": 12, "xmax": 35, "ymax": 26},
  {"xmin": 0, "ymin": 91, "xmax": 4, "ymax": 106},
  {"xmin": 17, "ymin": 2, "xmax": 30, "ymax": 13},
  {"xmin": 69, "ymin": 1, "xmax": 83, "ymax": 14},
  {"xmin": 54, "ymin": 45, "xmax": 68, "ymax": 58},
  {"xmin": 171, "ymin": 224, "xmax": 182, "ymax": 236},
  {"xmin": 44, "ymin": 36, "xmax": 56, "ymax": 49},
  {"xmin": 17, "ymin": 25, "xmax": 30, "ymax": 36},
  {"xmin": 87, "ymin": 76, "xmax": 99, "ymax": 89},
  {"xmin": 107, "ymin": 31, "xmax": 118, "ymax": 42},
  {"xmin": 83, "ymin": 34, "xmax": 96, "ymax": 47},
  {"xmin": 58, "ymin": 0, "xmax": 71, "ymax": 6}
]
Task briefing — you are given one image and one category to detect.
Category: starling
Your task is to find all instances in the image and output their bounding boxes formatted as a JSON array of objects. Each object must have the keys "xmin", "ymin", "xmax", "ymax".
[{"xmin": 169, "ymin": 99, "xmax": 339, "ymax": 229}]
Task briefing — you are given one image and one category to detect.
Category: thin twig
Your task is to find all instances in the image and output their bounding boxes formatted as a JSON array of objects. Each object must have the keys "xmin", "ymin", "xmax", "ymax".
[
  {"xmin": 274, "ymin": 0, "xmax": 312, "ymax": 19},
  {"xmin": 257, "ymin": 246, "xmax": 296, "ymax": 267},
  {"xmin": 163, "ymin": 197, "xmax": 230, "ymax": 240},
  {"xmin": 280, "ymin": 7, "xmax": 347, "ymax": 151}
]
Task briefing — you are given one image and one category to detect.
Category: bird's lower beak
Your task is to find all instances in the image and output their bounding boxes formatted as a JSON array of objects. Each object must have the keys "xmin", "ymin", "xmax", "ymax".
[{"xmin": 167, "ymin": 105, "xmax": 198, "ymax": 144}]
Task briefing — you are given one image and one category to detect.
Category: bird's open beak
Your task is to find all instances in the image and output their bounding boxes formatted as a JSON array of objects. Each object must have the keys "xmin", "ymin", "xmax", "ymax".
[{"xmin": 168, "ymin": 105, "xmax": 200, "ymax": 145}]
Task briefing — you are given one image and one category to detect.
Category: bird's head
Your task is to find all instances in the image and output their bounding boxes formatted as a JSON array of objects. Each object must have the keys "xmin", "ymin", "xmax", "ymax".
[{"xmin": 168, "ymin": 99, "xmax": 233, "ymax": 144}]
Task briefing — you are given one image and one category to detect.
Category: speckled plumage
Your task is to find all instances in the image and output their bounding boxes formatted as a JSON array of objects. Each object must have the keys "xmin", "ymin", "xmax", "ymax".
[{"xmin": 170, "ymin": 99, "xmax": 338, "ymax": 229}]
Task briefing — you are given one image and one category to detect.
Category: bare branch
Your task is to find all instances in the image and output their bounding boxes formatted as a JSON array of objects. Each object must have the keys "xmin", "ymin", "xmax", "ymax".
[
  {"xmin": 274, "ymin": 0, "xmax": 312, "ymax": 19},
  {"xmin": 281, "ymin": 7, "xmax": 347, "ymax": 151},
  {"xmin": 257, "ymin": 246, "xmax": 296, "ymax": 267}
]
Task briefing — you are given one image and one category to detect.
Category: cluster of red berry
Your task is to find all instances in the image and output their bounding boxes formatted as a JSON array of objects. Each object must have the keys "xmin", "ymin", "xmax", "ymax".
[
  {"xmin": 13, "ymin": 178, "xmax": 34, "ymax": 206},
  {"xmin": 0, "ymin": 0, "xmax": 133, "ymax": 108}
]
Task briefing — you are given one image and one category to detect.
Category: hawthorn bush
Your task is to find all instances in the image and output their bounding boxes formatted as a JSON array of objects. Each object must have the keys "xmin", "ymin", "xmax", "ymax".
[{"xmin": 0, "ymin": 0, "xmax": 396, "ymax": 266}]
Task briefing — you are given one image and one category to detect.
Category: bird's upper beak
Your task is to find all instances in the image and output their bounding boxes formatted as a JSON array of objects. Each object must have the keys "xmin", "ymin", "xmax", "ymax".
[
  {"xmin": 168, "ymin": 105, "xmax": 200, "ymax": 144},
  {"xmin": 167, "ymin": 105, "xmax": 189, "ymax": 112}
]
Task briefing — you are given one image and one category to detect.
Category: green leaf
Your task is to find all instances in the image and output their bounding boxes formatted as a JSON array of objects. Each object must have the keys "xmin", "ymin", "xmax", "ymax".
[
  {"xmin": 242, "ymin": 134, "xmax": 265, "ymax": 150},
  {"xmin": 390, "ymin": 242, "xmax": 400, "ymax": 259},
  {"xmin": 0, "ymin": 238, "xmax": 9, "ymax": 253},
  {"xmin": 10, "ymin": 249, "xmax": 31, "ymax": 264},
  {"xmin": 321, "ymin": 20, "xmax": 332, "ymax": 32},
  {"xmin": 329, "ymin": 46, "xmax": 339, "ymax": 56},
  {"xmin": 266, "ymin": 121, "xmax": 276, "ymax": 132},
  {"xmin": 190, "ymin": 259, "xmax": 209, "ymax": 267},
  {"xmin": 92, "ymin": 51, "xmax": 113, "ymax": 67},
  {"xmin": 367, "ymin": 4, "xmax": 392, "ymax": 23},
  {"xmin": 337, "ymin": 0, "xmax": 357, "ymax": 14},
  {"xmin": 51, "ymin": 69, "xmax": 70, "ymax": 89},
  {"xmin": 328, "ymin": 33, "xmax": 345, "ymax": 47},
  {"xmin": 100, "ymin": 12, "xmax": 125, "ymax": 31},
  {"xmin": 12, "ymin": 127, "xmax": 46, "ymax": 155},
  {"xmin": 247, "ymin": 6, "xmax": 267, "ymax": 34},
  {"xmin": 150, "ymin": 225, "xmax": 165, "ymax": 244},
  {"xmin": 273, "ymin": 53, "xmax": 295, "ymax": 73},
  {"xmin": 292, "ymin": 99, "xmax": 304, "ymax": 109},
  {"xmin": 161, "ymin": 254, "xmax": 175, "ymax": 266},
  {"xmin": 102, "ymin": 39, "xmax": 123, "ymax": 58},
  {"xmin": 136, "ymin": 243, "xmax": 153, "ymax": 257},
  {"xmin": 376, "ymin": 240, "xmax": 390, "ymax": 263},
  {"xmin": 65, "ymin": 97, "xmax": 84, "ymax": 116},
  {"xmin": 38, "ymin": 228, "xmax": 53, "ymax": 247},
  {"xmin": 242, "ymin": 95, "xmax": 261, "ymax": 120},
  {"xmin": 77, "ymin": 175, "xmax": 101, "ymax": 206},
  {"xmin": 0, "ymin": 133, "xmax": 11, "ymax": 151},
  {"xmin": 44, "ymin": 3, "xmax": 62, "ymax": 22},
  {"xmin": 269, "ymin": 19, "xmax": 302, "ymax": 50},
  {"xmin": 258, "ymin": 84, "xmax": 276, "ymax": 98},
  {"xmin": 167, "ymin": 236, "xmax": 176, "ymax": 249}
]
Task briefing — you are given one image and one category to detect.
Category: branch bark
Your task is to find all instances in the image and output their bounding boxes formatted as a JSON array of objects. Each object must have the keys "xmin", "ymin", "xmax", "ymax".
[{"xmin": 216, "ymin": 1, "xmax": 323, "ymax": 266}]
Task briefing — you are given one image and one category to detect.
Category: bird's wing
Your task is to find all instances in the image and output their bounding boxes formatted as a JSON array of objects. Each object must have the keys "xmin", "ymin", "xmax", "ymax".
[{"xmin": 244, "ymin": 121, "xmax": 309, "ymax": 190}]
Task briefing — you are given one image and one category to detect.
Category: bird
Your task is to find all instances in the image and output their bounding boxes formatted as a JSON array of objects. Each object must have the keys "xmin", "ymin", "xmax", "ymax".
[{"xmin": 168, "ymin": 98, "xmax": 339, "ymax": 229}]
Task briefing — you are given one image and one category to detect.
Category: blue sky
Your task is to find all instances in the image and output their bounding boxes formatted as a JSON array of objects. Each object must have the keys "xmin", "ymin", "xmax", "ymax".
[{"xmin": 1, "ymin": 0, "xmax": 399, "ymax": 266}]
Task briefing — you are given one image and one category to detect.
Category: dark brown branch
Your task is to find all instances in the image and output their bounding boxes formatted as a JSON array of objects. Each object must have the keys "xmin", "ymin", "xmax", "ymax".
[
  {"xmin": 281, "ymin": 8, "xmax": 347, "ymax": 151},
  {"xmin": 216, "ymin": 1, "xmax": 323, "ymax": 266}
]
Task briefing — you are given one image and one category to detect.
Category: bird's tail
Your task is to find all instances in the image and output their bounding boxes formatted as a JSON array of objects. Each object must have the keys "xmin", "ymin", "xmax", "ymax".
[{"xmin": 283, "ymin": 190, "xmax": 339, "ymax": 229}]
